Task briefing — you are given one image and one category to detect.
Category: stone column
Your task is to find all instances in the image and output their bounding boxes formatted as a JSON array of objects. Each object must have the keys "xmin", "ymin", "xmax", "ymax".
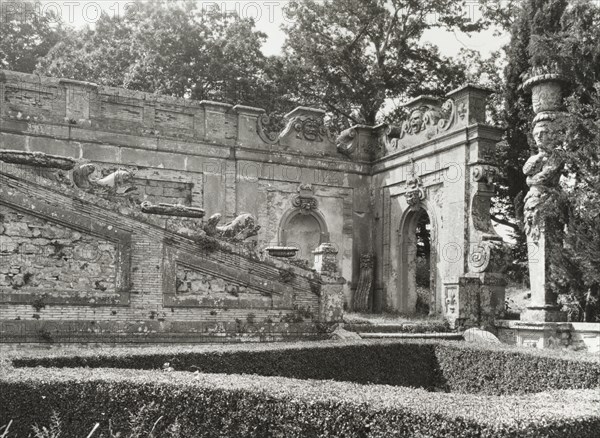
[
  {"xmin": 521, "ymin": 73, "xmax": 567, "ymax": 322},
  {"xmin": 314, "ymin": 243, "xmax": 345, "ymax": 322}
]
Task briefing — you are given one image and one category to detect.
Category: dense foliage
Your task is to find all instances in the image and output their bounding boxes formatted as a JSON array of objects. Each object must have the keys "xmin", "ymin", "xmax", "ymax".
[
  {"xmin": 499, "ymin": 0, "xmax": 600, "ymax": 320},
  {"xmin": 282, "ymin": 0, "xmax": 481, "ymax": 126},
  {"xmin": 0, "ymin": 0, "xmax": 65, "ymax": 72},
  {"xmin": 34, "ymin": 0, "xmax": 285, "ymax": 112}
]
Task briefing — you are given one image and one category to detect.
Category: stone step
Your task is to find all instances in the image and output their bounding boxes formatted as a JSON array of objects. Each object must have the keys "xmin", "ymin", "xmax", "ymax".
[
  {"xmin": 357, "ymin": 332, "xmax": 464, "ymax": 340},
  {"xmin": 343, "ymin": 322, "xmax": 451, "ymax": 334}
]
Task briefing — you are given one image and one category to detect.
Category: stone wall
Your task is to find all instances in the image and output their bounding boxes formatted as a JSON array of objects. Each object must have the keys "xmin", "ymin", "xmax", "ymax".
[
  {"xmin": 0, "ymin": 69, "xmax": 509, "ymax": 336},
  {"xmin": 496, "ymin": 320, "xmax": 600, "ymax": 353},
  {"xmin": 0, "ymin": 157, "xmax": 331, "ymax": 342},
  {"xmin": 0, "ymin": 70, "xmax": 374, "ymax": 307},
  {"xmin": 0, "ymin": 204, "xmax": 117, "ymax": 296}
]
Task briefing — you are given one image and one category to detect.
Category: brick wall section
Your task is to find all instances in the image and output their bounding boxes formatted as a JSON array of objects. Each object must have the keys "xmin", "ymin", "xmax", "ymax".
[
  {"xmin": 0, "ymin": 204, "xmax": 117, "ymax": 294},
  {"xmin": 0, "ymin": 161, "xmax": 324, "ymax": 342}
]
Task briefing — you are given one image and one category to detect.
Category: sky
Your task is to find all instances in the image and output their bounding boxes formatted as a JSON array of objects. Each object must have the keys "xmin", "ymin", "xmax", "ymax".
[{"xmin": 30, "ymin": 1, "xmax": 508, "ymax": 57}]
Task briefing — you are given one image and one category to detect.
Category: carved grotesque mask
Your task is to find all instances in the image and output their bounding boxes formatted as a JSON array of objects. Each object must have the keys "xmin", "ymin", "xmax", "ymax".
[{"xmin": 409, "ymin": 110, "xmax": 424, "ymax": 134}]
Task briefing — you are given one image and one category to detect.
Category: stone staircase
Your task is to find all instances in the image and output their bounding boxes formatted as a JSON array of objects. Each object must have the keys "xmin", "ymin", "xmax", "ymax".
[{"xmin": 341, "ymin": 317, "xmax": 463, "ymax": 340}]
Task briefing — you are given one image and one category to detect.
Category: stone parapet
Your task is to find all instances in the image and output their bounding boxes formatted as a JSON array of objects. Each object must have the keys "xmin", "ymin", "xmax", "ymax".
[{"xmin": 496, "ymin": 320, "xmax": 600, "ymax": 353}]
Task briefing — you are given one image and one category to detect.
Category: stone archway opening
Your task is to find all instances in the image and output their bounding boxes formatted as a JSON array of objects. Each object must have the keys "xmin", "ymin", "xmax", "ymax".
[
  {"xmin": 280, "ymin": 210, "xmax": 328, "ymax": 261},
  {"xmin": 415, "ymin": 212, "xmax": 431, "ymax": 316},
  {"xmin": 399, "ymin": 207, "xmax": 436, "ymax": 315}
]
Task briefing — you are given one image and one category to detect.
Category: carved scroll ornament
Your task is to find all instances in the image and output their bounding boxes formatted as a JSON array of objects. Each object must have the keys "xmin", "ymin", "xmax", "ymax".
[
  {"xmin": 404, "ymin": 163, "xmax": 426, "ymax": 207},
  {"xmin": 257, "ymin": 113, "xmax": 335, "ymax": 145},
  {"xmin": 292, "ymin": 184, "xmax": 318, "ymax": 214},
  {"xmin": 377, "ymin": 99, "xmax": 456, "ymax": 152},
  {"xmin": 336, "ymin": 127, "xmax": 358, "ymax": 156}
]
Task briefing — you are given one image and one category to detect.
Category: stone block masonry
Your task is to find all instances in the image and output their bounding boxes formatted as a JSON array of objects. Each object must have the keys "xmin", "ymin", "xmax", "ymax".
[
  {"xmin": 1, "ymin": 69, "xmax": 511, "ymax": 339},
  {"xmin": 0, "ymin": 158, "xmax": 330, "ymax": 342}
]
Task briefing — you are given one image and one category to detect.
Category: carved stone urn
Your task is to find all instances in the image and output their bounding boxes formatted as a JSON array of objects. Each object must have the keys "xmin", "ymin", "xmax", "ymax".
[
  {"xmin": 523, "ymin": 72, "xmax": 567, "ymax": 114},
  {"xmin": 265, "ymin": 246, "xmax": 299, "ymax": 258}
]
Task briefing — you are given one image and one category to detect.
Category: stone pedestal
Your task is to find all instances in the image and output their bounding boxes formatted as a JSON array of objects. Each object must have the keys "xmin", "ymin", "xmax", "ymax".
[
  {"xmin": 443, "ymin": 273, "xmax": 505, "ymax": 329},
  {"xmin": 318, "ymin": 277, "xmax": 345, "ymax": 323},
  {"xmin": 521, "ymin": 229, "xmax": 566, "ymax": 322},
  {"xmin": 313, "ymin": 243, "xmax": 344, "ymax": 322}
]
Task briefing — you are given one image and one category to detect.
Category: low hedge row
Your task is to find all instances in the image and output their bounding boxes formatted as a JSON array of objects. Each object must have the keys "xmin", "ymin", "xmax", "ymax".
[
  {"xmin": 1, "ymin": 366, "xmax": 599, "ymax": 437},
  {"xmin": 435, "ymin": 342, "xmax": 600, "ymax": 395},
  {"xmin": 13, "ymin": 340, "xmax": 600, "ymax": 395},
  {"xmin": 12, "ymin": 342, "xmax": 442, "ymax": 390}
]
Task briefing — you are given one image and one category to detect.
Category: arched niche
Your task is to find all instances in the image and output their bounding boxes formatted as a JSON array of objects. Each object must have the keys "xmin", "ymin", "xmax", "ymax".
[
  {"xmin": 279, "ymin": 208, "xmax": 329, "ymax": 261},
  {"xmin": 398, "ymin": 202, "xmax": 439, "ymax": 315}
]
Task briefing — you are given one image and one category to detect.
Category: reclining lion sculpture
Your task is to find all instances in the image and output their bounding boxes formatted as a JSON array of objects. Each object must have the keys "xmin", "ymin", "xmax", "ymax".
[{"xmin": 203, "ymin": 213, "xmax": 261, "ymax": 242}]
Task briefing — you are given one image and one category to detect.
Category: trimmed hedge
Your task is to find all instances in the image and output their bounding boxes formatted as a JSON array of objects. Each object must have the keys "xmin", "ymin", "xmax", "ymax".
[
  {"xmin": 13, "ymin": 342, "xmax": 442, "ymax": 390},
  {"xmin": 435, "ymin": 341, "xmax": 600, "ymax": 395},
  {"xmin": 1, "ymin": 366, "xmax": 599, "ymax": 437},
  {"xmin": 12, "ymin": 340, "xmax": 600, "ymax": 395}
]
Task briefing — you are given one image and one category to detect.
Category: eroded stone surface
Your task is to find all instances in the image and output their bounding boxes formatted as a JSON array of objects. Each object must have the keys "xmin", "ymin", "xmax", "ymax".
[{"xmin": 0, "ymin": 204, "xmax": 117, "ymax": 293}]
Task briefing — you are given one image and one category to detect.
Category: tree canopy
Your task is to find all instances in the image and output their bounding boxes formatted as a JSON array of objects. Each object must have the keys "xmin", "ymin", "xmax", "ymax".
[
  {"xmin": 0, "ymin": 0, "xmax": 65, "ymax": 72},
  {"xmin": 281, "ymin": 0, "xmax": 482, "ymax": 125},
  {"xmin": 35, "ymin": 0, "xmax": 285, "ymax": 112},
  {"xmin": 496, "ymin": 0, "xmax": 600, "ymax": 320}
]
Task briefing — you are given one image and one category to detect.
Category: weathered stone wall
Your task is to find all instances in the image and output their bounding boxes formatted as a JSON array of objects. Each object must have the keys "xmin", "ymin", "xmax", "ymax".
[
  {"xmin": 0, "ymin": 158, "xmax": 329, "ymax": 342},
  {"xmin": 0, "ymin": 69, "xmax": 508, "ymax": 336},
  {"xmin": 0, "ymin": 204, "xmax": 117, "ymax": 295},
  {"xmin": 496, "ymin": 320, "xmax": 600, "ymax": 353},
  {"xmin": 0, "ymin": 70, "xmax": 374, "ymax": 306}
]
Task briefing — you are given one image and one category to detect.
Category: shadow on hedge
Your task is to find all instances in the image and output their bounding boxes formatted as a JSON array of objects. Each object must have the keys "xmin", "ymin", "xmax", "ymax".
[{"xmin": 12, "ymin": 341, "xmax": 600, "ymax": 395}]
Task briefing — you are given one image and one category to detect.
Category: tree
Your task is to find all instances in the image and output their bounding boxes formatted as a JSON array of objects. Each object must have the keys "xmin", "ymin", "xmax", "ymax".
[
  {"xmin": 543, "ymin": 0, "xmax": 600, "ymax": 321},
  {"xmin": 281, "ymin": 0, "xmax": 482, "ymax": 126},
  {"xmin": 35, "ymin": 0, "xmax": 287, "ymax": 113},
  {"xmin": 496, "ymin": 0, "xmax": 600, "ymax": 320},
  {"xmin": 0, "ymin": 0, "xmax": 65, "ymax": 72},
  {"xmin": 474, "ymin": 0, "xmax": 568, "ymax": 284}
]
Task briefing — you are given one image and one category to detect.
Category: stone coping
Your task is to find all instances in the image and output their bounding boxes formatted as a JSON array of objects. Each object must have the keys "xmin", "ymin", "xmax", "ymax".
[{"xmin": 496, "ymin": 320, "xmax": 600, "ymax": 333}]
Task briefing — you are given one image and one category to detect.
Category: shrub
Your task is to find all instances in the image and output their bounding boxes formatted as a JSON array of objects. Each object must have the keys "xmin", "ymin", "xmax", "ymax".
[
  {"xmin": 434, "ymin": 342, "xmax": 600, "ymax": 395},
  {"xmin": 0, "ymin": 366, "xmax": 598, "ymax": 437},
  {"xmin": 12, "ymin": 342, "xmax": 442, "ymax": 390},
  {"xmin": 11, "ymin": 340, "xmax": 600, "ymax": 395}
]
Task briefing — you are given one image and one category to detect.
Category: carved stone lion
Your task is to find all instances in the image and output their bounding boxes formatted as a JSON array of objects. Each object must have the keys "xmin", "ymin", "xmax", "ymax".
[
  {"xmin": 73, "ymin": 164, "xmax": 135, "ymax": 194},
  {"xmin": 203, "ymin": 213, "xmax": 261, "ymax": 242}
]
